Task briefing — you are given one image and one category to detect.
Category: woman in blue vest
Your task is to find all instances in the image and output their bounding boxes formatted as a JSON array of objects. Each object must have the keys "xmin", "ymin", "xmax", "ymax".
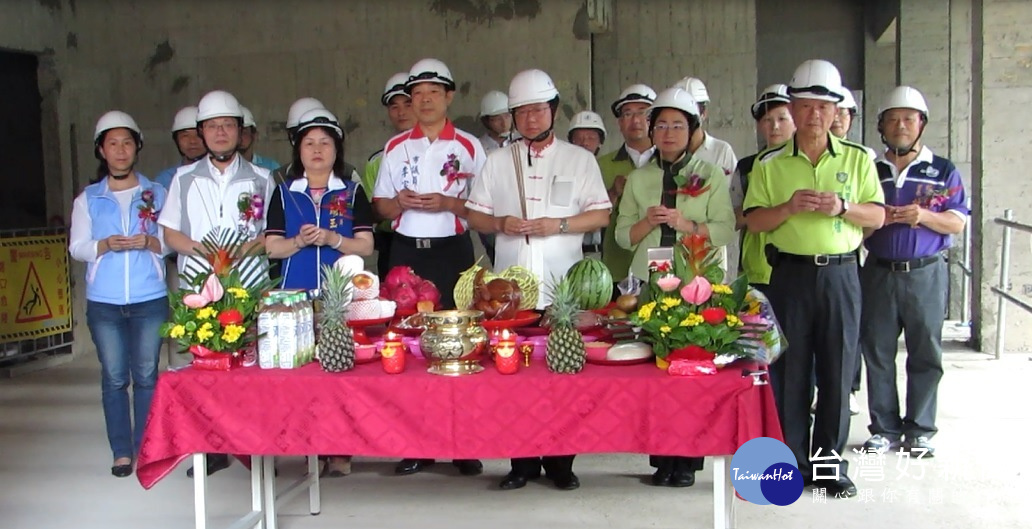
[
  {"xmin": 264, "ymin": 108, "xmax": 373, "ymax": 478},
  {"xmin": 264, "ymin": 108, "xmax": 374, "ymax": 287},
  {"xmin": 69, "ymin": 111, "xmax": 168, "ymax": 478}
]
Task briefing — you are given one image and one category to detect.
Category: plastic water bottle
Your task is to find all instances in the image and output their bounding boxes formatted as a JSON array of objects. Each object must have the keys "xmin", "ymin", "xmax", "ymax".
[
  {"xmin": 257, "ymin": 297, "xmax": 279, "ymax": 369},
  {"xmin": 278, "ymin": 295, "xmax": 298, "ymax": 368}
]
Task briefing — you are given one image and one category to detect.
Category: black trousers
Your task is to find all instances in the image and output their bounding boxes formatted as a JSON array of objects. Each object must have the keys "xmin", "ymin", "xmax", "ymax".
[
  {"xmin": 860, "ymin": 258, "xmax": 946, "ymax": 440},
  {"xmin": 373, "ymin": 231, "xmax": 394, "ymax": 279},
  {"xmin": 767, "ymin": 259, "xmax": 859, "ymax": 479},
  {"xmin": 389, "ymin": 232, "xmax": 474, "ymax": 309},
  {"xmin": 510, "ymin": 455, "xmax": 576, "ymax": 478}
]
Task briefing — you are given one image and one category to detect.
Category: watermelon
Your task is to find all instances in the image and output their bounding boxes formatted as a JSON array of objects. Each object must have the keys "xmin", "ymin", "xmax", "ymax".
[{"xmin": 564, "ymin": 258, "xmax": 613, "ymax": 310}]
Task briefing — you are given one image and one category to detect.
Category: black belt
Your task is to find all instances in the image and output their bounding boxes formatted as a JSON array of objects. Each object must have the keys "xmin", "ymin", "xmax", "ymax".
[
  {"xmin": 873, "ymin": 255, "xmax": 940, "ymax": 272},
  {"xmin": 778, "ymin": 252, "xmax": 857, "ymax": 266},
  {"xmin": 393, "ymin": 232, "xmax": 467, "ymax": 250},
  {"xmin": 582, "ymin": 244, "xmax": 602, "ymax": 254}
]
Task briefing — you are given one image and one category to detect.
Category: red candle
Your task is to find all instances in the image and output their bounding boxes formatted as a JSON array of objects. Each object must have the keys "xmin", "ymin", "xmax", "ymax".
[
  {"xmin": 495, "ymin": 330, "xmax": 517, "ymax": 374},
  {"xmin": 381, "ymin": 332, "xmax": 405, "ymax": 374}
]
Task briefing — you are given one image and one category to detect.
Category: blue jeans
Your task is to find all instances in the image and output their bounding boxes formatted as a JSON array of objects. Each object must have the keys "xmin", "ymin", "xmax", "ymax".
[{"xmin": 86, "ymin": 297, "xmax": 168, "ymax": 460}]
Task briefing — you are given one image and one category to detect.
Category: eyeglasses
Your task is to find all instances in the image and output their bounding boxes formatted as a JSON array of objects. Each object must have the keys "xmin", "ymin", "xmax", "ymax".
[
  {"xmin": 652, "ymin": 122, "xmax": 689, "ymax": 132},
  {"xmin": 619, "ymin": 109, "xmax": 649, "ymax": 120},
  {"xmin": 514, "ymin": 105, "xmax": 551, "ymax": 118},
  {"xmin": 202, "ymin": 120, "xmax": 239, "ymax": 132}
]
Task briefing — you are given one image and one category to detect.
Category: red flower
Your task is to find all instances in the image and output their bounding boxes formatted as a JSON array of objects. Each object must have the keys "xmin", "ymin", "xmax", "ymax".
[
  {"xmin": 700, "ymin": 307, "xmax": 728, "ymax": 325},
  {"xmin": 668, "ymin": 345, "xmax": 714, "ymax": 361},
  {"xmin": 217, "ymin": 309, "xmax": 244, "ymax": 326}
]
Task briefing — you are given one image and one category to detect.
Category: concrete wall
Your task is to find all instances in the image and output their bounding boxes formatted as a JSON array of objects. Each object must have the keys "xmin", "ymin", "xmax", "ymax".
[
  {"xmin": 971, "ymin": 0, "xmax": 1032, "ymax": 352},
  {"xmin": 591, "ymin": 0, "xmax": 757, "ymax": 157}
]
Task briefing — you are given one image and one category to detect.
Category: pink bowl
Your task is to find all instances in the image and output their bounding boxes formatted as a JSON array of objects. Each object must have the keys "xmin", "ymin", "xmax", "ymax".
[
  {"xmin": 355, "ymin": 344, "xmax": 378, "ymax": 362},
  {"xmin": 585, "ymin": 341, "xmax": 612, "ymax": 362}
]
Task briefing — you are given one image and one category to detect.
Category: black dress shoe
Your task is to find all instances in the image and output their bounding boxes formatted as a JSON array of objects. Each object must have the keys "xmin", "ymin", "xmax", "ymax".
[
  {"xmin": 499, "ymin": 471, "xmax": 540, "ymax": 490},
  {"xmin": 824, "ymin": 476, "xmax": 857, "ymax": 498},
  {"xmin": 651, "ymin": 467, "xmax": 673, "ymax": 486},
  {"xmin": 669, "ymin": 470, "xmax": 696, "ymax": 487},
  {"xmin": 394, "ymin": 458, "xmax": 435, "ymax": 475},
  {"xmin": 187, "ymin": 454, "xmax": 230, "ymax": 478},
  {"xmin": 453, "ymin": 459, "xmax": 483, "ymax": 476},
  {"xmin": 111, "ymin": 464, "xmax": 133, "ymax": 478},
  {"xmin": 551, "ymin": 472, "xmax": 580, "ymax": 490}
]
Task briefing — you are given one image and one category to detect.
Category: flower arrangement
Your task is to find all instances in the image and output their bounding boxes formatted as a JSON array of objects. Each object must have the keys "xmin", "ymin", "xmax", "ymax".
[
  {"xmin": 668, "ymin": 173, "xmax": 711, "ymax": 198},
  {"xmin": 137, "ymin": 189, "xmax": 159, "ymax": 232},
  {"xmin": 440, "ymin": 153, "xmax": 474, "ymax": 191},
  {"xmin": 630, "ymin": 234, "xmax": 784, "ymax": 370},
  {"xmin": 160, "ymin": 229, "xmax": 278, "ymax": 369},
  {"xmin": 237, "ymin": 191, "xmax": 265, "ymax": 237}
]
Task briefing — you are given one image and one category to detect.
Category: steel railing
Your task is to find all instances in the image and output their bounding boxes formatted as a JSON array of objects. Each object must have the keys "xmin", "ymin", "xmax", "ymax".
[{"xmin": 991, "ymin": 209, "xmax": 1032, "ymax": 359}]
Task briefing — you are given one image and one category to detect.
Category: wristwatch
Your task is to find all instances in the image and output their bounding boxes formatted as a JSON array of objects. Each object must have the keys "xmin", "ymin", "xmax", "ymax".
[
  {"xmin": 558, "ymin": 218, "xmax": 570, "ymax": 234},
  {"xmin": 837, "ymin": 197, "xmax": 850, "ymax": 217}
]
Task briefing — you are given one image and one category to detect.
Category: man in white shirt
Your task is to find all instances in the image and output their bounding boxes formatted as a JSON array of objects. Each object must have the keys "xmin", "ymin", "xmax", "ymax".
[
  {"xmin": 673, "ymin": 76, "xmax": 738, "ymax": 175},
  {"xmin": 157, "ymin": 89, "xmax": 272, "ymax": 478},
  {"xmin": 372, "ymin": 58, "xmax": 486, "ymax": 478},
  {"xmin": 159, "ymin": 90, "xmax": 273, "ymax": 280},
  {"xmin": 467, "ymin": 68, "xmax": 611, "ymax": 492}
]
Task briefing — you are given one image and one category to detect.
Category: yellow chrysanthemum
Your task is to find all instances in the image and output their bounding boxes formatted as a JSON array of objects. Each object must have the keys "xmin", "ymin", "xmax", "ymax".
[
  {"xmin": 196, "ymin": 307, "xmax": 217, "ymax": 320},
  {"xmin": 711, "ymin": 284, "xmax": 733, "ymax": 295},
  {"xmin": 196, "ymin": 322, "xmax": 215, "ymax": 343},
  {"xmin": 660, "ymin": 325, "xmax": 672, "ymax": 335},
  {"xmin": 660, "ymin": 297, "xmax": 682, "ymax": 310},
  {"xmin": 638, "ymin": 301, "xmax": 657, "ymax": 320},
  {"xmin": 222, "ymin": 324, "xmax": 245, "ymax": 344},
  {"xmin": 679, "ymin": 313, "xmax": 705, "ymax": 327},
  {"xmin": 726, "ymin": 314, "xmax": 743, "ymax": 327},
  {"xmin": 169, "ymin": 325, "xmax": 186, "ymax": 339},
  {"xmin": 227, "ymin": 287, "xmax": 249, "ymax": 300}
]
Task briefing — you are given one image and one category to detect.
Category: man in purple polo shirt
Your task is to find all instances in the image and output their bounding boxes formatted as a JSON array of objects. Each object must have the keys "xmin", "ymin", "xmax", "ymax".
[{"xmin": 860, "ymin": 86, "xmax": 968, "ymax": 457}]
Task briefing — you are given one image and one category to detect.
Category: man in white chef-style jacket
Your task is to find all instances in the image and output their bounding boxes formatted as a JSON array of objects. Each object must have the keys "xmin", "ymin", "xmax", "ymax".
[
  {"xmin": 467, "ymin": 68, "xmax": 611, "ymax": 309},
  {"xmin": 466, "ymin": 68, "xmax": 611, "ymax": 492}
]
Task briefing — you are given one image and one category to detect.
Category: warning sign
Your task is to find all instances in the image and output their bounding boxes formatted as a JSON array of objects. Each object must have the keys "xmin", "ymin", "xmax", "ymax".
[{"xmin": 0, "ymin": 234, "xmax": 71, "ymax": 341}]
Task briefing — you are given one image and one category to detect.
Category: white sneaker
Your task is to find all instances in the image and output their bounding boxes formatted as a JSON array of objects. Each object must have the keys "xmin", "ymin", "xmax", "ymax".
[
  {"xmin": 849, "ymin": 393, "xmax": 860, "ymax": 415},
  {"xmin": 861, "ymin": 434, "xmax": 900, "ymax": 454}
]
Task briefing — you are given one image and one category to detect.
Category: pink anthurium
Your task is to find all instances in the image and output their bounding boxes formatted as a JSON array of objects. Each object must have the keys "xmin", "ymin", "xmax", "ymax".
[{"xmin": 680, "ymin": 276, "xmax": 713, "ymax": 305}]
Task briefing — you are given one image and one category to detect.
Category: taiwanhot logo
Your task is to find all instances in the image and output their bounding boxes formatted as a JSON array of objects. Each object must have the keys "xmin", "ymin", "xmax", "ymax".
[{"xmin": 730, "ymin": 437, "xmax": 804, "ymax": 506}]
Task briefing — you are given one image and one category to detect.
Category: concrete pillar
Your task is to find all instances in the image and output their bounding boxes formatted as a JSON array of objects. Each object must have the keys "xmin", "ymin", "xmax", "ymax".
[{"xmin": 972, "ymin": 0, "xmax": 1032, "ymax": 353}]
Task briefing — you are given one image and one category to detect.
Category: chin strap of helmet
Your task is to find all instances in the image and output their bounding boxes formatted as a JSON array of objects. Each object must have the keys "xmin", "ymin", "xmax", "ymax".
[{"xmin": 880, "ymin": 115, "xmax": 927, "ymax": 156}]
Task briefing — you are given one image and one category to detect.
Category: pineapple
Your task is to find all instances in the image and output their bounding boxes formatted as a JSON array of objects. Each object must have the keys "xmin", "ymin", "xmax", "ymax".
[
  {"xmin": 318, "ymin": 264, "xmax": 355, "ymax": 372},
  {"xmin": 545, "ymin": 275, "xmax": 586, "ymax": 374}
]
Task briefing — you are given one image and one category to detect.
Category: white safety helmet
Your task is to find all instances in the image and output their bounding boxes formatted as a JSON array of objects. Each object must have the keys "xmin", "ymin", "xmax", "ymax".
[
  {"xmin": 610, "ymin": 84, "xmax": 657, "ymax": 117},
  {"xmin": 508, "ymin": 69, "xmax": 560, "ymax": 109},
  {"xmin": 196, "ymin": 90, "xmax": 244, "ymax": 123},
  {"xmin": 287, "ymin": 97, "xmax": 325, "ymax": 129},
  {"xmin": 878, "ymin": 86, "xmax": 929, "ymax": 121},
  {"xmin": 171, "ymin": 106, "xmax": 198, "ymax": 134},
  {"xmin": 787, "ymin": 59, "xmax": 845, "ymax": 102},
  {"xmin": 567, "ymin": 111, "xmax": 607, "ymax": 143},
  {"xmin": 94, "ymin": 110, "xmax": 143, "ymax": 147},
  {"xmin": 479, "ymin": 90, "xmax": 510, "ymax": 118},
  {"xmin": 650, "ymin": 87, "xmax": 700, "ymax": 120},
  {"xmin": 672, "ymin": 76, "xmax": 710, "ymax": 103},
  {"xmin": 750, "ymin": 84, "xmax": 791, "ymax": 120},
  {"xmin": 295, "ymin": 108, "xmax": 343, "ymax": 140},
  {"xmin": 837, "ymin": 89, "xmax": 858, "ymax": 114},
  {"xmin": 405, "ymin": 58, "xmax": 456, "ymax": 91},
  {"xmin": 381, "ymin": 73, "xmax": 410, "ymax": 106},
  {"xmin": 240, "ymin": 106, "xmax": 256, "ymax": 129}
]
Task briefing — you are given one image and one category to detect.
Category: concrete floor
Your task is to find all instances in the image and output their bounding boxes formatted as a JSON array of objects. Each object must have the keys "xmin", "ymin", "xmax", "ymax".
[{"xmin": 1, "ymin": 344, "xmax": 1028, "ymax": 529}]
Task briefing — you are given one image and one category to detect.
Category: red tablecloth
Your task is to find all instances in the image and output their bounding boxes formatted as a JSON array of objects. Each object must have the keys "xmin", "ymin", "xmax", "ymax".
[{"xmin": 137, "ymin": 360, "xmax": 782, "ymax": 489}]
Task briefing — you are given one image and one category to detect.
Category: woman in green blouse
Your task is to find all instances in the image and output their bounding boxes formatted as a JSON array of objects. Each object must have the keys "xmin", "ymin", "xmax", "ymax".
[
  {"xmin": 614, "ymin": 87, "xmax": 736, "ymax": 488},
  {"xmin": 615, "ymin": 87, "xmax": 735, "ymax": 282}
]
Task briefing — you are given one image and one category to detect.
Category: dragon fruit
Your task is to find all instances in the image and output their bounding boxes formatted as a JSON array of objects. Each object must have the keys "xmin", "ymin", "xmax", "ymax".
[
  {"xmin": 385, "ymin": 266, "xmax": 418, "ymax": 290},
  {"xmin": 392, "ymin": 285, "xmax": 419, "ymax": 312},
  {"xmin": 416, "ymin": 279, "xmax": 441, "ymax": 308}
]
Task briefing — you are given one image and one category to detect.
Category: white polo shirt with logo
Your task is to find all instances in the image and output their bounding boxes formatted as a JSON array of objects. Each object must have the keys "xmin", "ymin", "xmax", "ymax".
[
  {"xmin": 373, "ymin": 120, "xmax": 486, "ymax": 237},
  {"xmin": 467, "ymin": 138, "xmax": 612, "ymax": 307}
]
